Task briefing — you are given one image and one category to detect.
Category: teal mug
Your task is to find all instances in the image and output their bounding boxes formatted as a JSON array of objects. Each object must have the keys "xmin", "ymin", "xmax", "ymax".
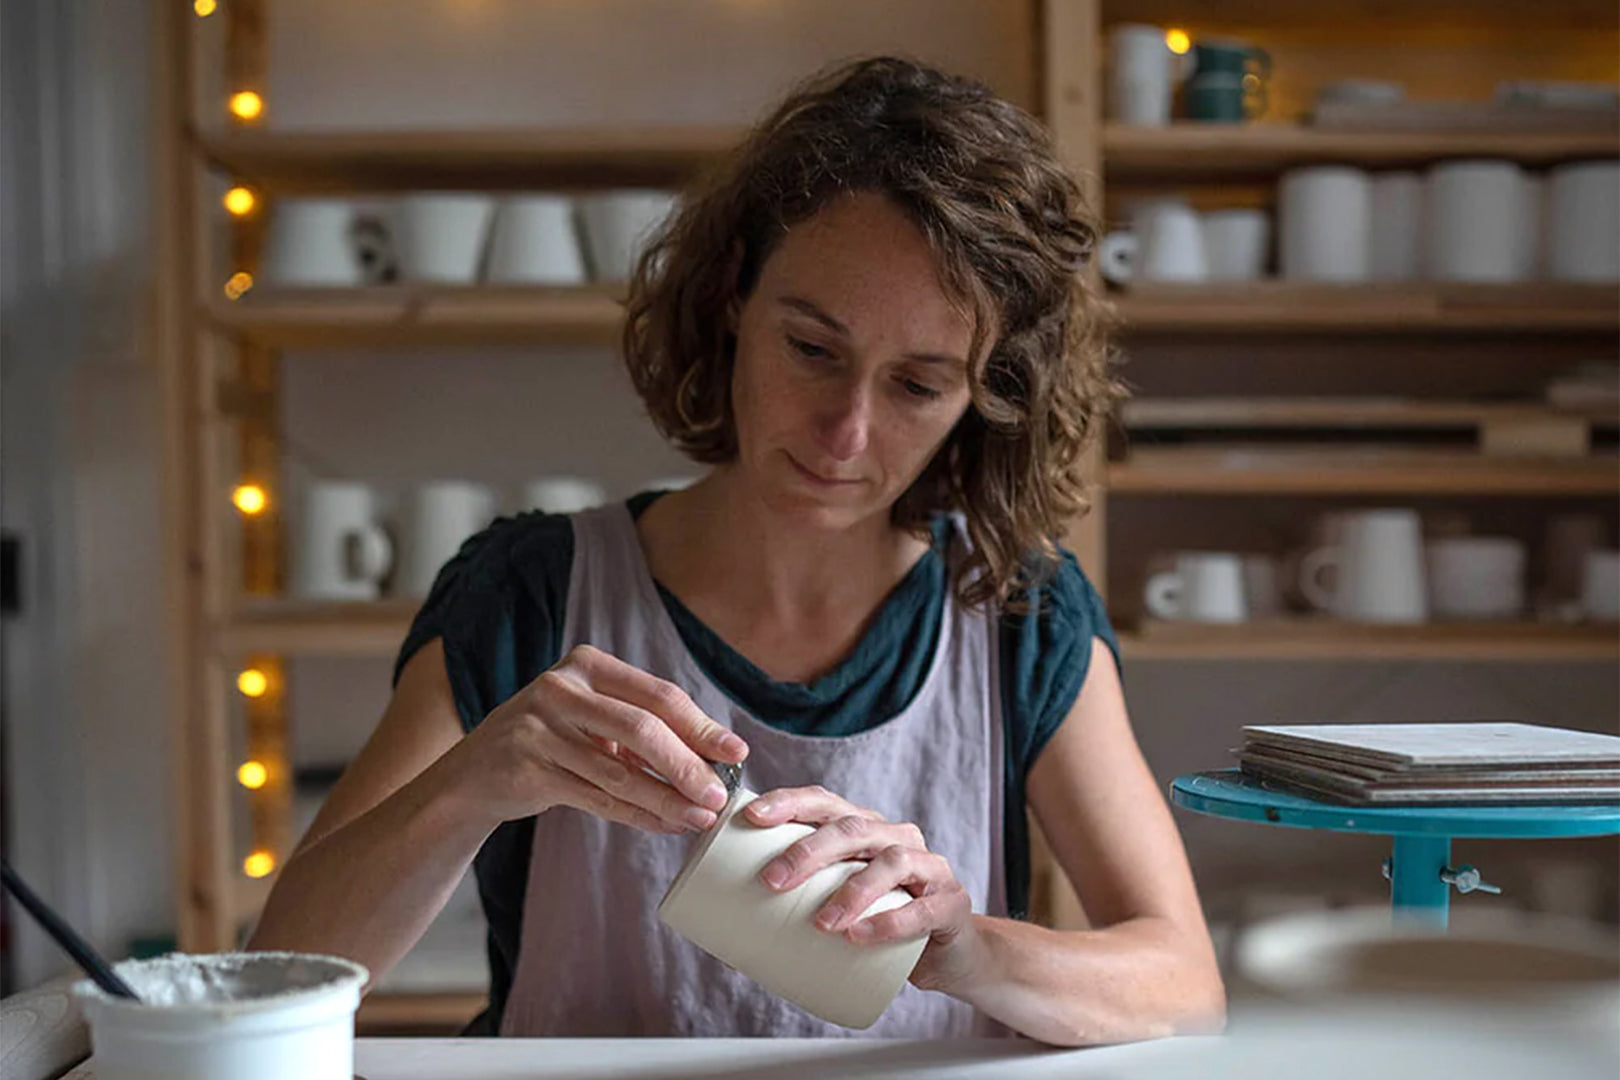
[{"xmin": 1186, "ymin": 39, "xmax": 1271, "ymax": 122}]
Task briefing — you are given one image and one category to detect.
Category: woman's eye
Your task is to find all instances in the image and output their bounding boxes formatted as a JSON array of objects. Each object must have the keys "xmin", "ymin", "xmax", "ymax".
[
  {"xmin": 900, "ymin": 378, "xmax": 943, "ymax": 401},
  {"xmin": 788, "ymin": 336, "xmax": 831, "ymax": 360}
]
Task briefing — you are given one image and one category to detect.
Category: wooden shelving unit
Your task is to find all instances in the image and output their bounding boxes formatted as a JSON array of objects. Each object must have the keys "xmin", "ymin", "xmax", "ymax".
[
  {"xmin": 1121, "ymin": 619, "xmax": 1620, "ymax": 661},
  {"xmin": 156, "ymin": 0, "xmax": 1619, "ymax": 1032}
]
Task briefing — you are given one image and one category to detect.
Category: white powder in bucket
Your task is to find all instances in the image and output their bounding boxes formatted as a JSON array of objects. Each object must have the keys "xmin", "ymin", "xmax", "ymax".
[{"xmin": 102, "ymin": 952, "xmax": 361, "ymax": 1008}]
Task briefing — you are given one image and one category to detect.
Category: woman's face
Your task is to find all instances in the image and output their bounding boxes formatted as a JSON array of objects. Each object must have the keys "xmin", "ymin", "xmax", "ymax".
[{"xmin": 728, "ymin": 192, "xmax": 981, "ymax": 531}]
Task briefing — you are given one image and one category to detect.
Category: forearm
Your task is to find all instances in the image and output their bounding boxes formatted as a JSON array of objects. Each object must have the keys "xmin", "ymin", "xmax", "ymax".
[
  {"xmin": 950, "ymin": 915, "xmax": 1226, "ymax": 1047},
  {"xmin": 246, "ymin": 755, "xmax": 496, "ymax": 987}
]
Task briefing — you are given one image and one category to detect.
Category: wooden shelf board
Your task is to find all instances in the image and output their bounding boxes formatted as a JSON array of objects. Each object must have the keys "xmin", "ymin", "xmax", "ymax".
[
  {"xmin": 1121, "ymin": 619, "xmax": 1620, "ymax": 660},
  {"xmin": 195, "ymin": 126, "xmax": 742, "ymax": 191},
  {"xmin": 220, "ymin": 600, "xmax": 417, "ymax": 657},
  {"xmin": 209, "ymin": 285, "xmax": 626, "ymax": 347},
  {"xmin": 1108, "ymin": 448, "xmax": 1620, "ymax": 495},
  {"xmin": 356, "ymin": 991, "xmax": 486, "ymax": 1034},
  {"xmin": 1122, "ymin": 397, "xmax": 1620, "ymax": 429},
  {"xmin": 1115, "ymin": 283, "xmax": 1620, "ymax": 333},
  {"xmin": 1104, "ymin": 123, "xmax": 1620, "ymax": 183},
  {"xmin": 1102, "ymin": 0, "xmax": 1620, "ymax": 27}
]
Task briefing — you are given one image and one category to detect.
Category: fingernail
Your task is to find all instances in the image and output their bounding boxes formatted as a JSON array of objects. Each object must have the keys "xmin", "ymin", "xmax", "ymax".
[
  {"xmin": 683, "ymin": 806, "xmax": 717, "ymax": 830},
  {"xmin": 749, "ymin": 798, "xmax": 773, "ymax": 816},
  {"xmin": 760, "ymin": 864, "xmax": 786, "ymax": 889},
  {"xmin": 817, "ymin": 905, "xmax": 844, "ymax": 930},
  {"xmin": 701, "ymin": 784, "xmax": 728, "ymax": 811},
  {"xmin": 720, "ymin": 733, "xmax": 747, "ymax": 757}
]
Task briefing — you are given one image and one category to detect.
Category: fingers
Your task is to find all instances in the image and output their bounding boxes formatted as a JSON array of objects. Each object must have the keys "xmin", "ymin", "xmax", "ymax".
[
  {"xmin": 571, "ymin": 645, "xmax": 748, "ymax": 765},
  {"xmin": 758, "ymin": 812, "xmax": 919, "ymax": 892},
  {"xmin": 847, "ymin": 888, "xmax": 969, "ymax": 945},
  {"xmin": 816, "ymin": 848, "xmax": 958, "ymax": 936},
  {"xmin": 744, "ymin": 785, "xmax": 883, "ymax": 828},
  {"xmin": 540, "ymin": 726, "xmax": 719, "ymax": 832},
  {"xmin": 539, "ymin": 766, "xmax": 691, "ymax": 835}
]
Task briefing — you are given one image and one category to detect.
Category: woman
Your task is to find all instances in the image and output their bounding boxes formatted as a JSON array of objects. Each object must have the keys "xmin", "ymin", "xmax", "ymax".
[{"xmin": 249, "ymin": 56, "xmax": 1225, "ymax": 1046}]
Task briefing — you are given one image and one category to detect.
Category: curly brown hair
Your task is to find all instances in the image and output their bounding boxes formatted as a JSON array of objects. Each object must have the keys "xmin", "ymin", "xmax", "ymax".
[{"xmin": 622, "ymin": 55, "xmax": 1123, "ymax": 610}]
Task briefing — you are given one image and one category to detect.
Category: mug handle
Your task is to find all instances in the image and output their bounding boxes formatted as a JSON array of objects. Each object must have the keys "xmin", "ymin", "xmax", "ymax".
[
  {"xmin": 1298, "ymin": 546, "xmax": 1340, "ymax": 613},
  {"xmin": 343, "ymin": 524, "xmax": 394, "ymax": 585},
  {"xmin": 1099, "ymin": 231, "xmax": 1138, "ymax": 285},
  {"xmin": 1144, "ymin": 571, "xmax": 1183, "ymax": 620}
]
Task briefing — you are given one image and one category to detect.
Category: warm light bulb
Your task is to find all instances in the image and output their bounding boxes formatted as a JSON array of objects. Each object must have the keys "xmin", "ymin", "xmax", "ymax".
[
  {"xmin": 223, "ymin": 271, "xmax": 254, "ymax": 300},
  {"xmin": 1165, "ymin": 28, "xmax": 1191, "ymax": 54},
  {"xmin": 223, "ymin": 186, "xmax": 256, "ymax": 216},
  {"xmin": 237, "ymin": 760, "xmax": 269, "ymax": 789},
  {"xmin": 194, "ymin": 0, "xmax": 217, "ymax": 16},
  {"xmin": 232, "ymin": 483, "xmax": 268, "ymax": 514},
  {"xmin": 237, "ymin": 668, "xmax": 269, "ymax": 698},
  {"xmin": 243, "ymin": 851, "xmax": 276, "ymax": 878},
  {"xmin": 229, "ymin": 91, "xmax": 264, "ymax": 122}
]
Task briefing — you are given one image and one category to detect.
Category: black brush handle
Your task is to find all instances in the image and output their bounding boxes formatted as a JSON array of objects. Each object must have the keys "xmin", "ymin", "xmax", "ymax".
[{"xmin": 2, "ymin": 859, "xmax": 140, "ymax": 1000}]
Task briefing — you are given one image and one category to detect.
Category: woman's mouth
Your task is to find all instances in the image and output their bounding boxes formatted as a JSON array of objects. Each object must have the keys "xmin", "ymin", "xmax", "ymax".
[{"xmin": 786, "ymin": 454, "xmax": 861, "ymax": 488}]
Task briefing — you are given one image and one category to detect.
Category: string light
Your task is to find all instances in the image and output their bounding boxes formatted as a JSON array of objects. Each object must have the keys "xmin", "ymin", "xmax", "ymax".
[
  {"xmin": 243, "ymin": 851, "xmax": 276, "ymax": 878},
  {"xmin": 237, "ymin": 760, "xmax": 269, "ymax": 789},
  {"xmin": 224, "ymin": 271, "xmax": 254, "ymax": 300},
  {"xmin": 229, "ymin": 91, "xmax": 264, "ymax": 122},
  {"xmin": 223, "ymin": 186, "xmax": 256, "ymax": 216},
  {"xmin": 194, "ymin": 0, "xmax": 217, "ymax": 16},
  {"xmin": 232, "ymin": 483, "xmax": 268, "ymax": 514},
  {"xmin": 1165, "ymin": 28, "xmax": 1191, "ymax": 54},
  {"xmin": 237, "ymin": 668, "xmax": 270, "ymax": 697}
]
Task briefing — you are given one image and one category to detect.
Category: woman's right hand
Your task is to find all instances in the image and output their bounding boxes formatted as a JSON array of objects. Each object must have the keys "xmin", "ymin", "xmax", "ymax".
[{"xmin": 446, "ymin": 644, "xmax": 746, "ymax": 834}]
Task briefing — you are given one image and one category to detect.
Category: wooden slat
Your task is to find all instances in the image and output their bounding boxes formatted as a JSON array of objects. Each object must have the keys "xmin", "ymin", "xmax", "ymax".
[
  {"xmin": 1102, "ymin": 0, "xmax": 1620, "ymax": 26},
  {"xmin": 1116, "ymin": 282, "xmax": 1620, "ymax": 333},
  {"xmin": 1104, "ymin": 123, "xmax": 1619, "ymax": 182},
  {"xmin": 194, "ymin": 127, "xmax": 742, "ymax": 192},
  {"xmin": 1122, "ymin": 618, "xmax": 1620, "ymax": 661},
  {"xmin": 208, "ymin": 285, "xmax": 626, "ymax": 347},
  {"xmin": 218, "ymin": 601, "xmax": 418, "ymax": 657},
  {"xmin": 1122, "ymin": 397, "xmax": 1620, "ymax": 429},
  {"xmin": 1108, "ymin": 447, "xmax": 1620, "ymax": 495}
]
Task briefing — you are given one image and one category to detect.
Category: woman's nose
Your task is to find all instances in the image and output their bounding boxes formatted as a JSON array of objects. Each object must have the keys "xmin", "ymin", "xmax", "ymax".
[{"xmin": 815, "ymin": 381, "xmax": 871, "ymax": 462}]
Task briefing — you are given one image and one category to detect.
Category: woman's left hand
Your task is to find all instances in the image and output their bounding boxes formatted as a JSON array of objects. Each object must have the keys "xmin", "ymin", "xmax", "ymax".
[{"xmin": 745, "ymin": 786, "xmax": 985, "ymax": 995}]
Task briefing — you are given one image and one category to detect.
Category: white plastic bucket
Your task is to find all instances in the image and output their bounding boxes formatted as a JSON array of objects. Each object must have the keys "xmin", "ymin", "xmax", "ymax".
[{"xmin": 72, "ymin": 951, "xmax": 368, "ymax": 1080}]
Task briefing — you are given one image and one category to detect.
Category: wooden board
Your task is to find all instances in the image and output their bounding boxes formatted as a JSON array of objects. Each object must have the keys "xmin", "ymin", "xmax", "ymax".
[{"xmin": 1242, "ymin": 722, "xmax": 1620, "ymax": 768}]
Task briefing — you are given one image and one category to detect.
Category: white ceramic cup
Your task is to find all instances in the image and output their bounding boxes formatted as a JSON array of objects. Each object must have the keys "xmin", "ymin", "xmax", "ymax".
[
  {"xmin": 577, "ymin": 190, "xmax": 678, "ymax": 283},
  {"xmin": 1108, "ymin": 23, "xmax": 1175, "ymax": 126},
  {"xmin": 75, "ymin": 952, "xmax": 369, "ymax": 1080},
  {"xmin": 658, "ymin": 788, "xmax": 926, "ymax": 1029},
  {"xmin": 1201, "ymin": 209, "xmax": 1271, "ymax": 280},
  {"xmin": 291, "ymin": 482, "xmax": 393, "ymax": 602},
  {"xmin": 1545, "ymin": 160, "xmax": 1620, "ymax": 282},
  {"xmin": 1279, "ymin": 166, "xmax": 1372, "ymax": 281},
  {"xmin": 1580, "ymin": 549, "xmax": 1620, "ymax": 621},
  {"xmin": 395, "ymin": 481, "xmax": 497, "ymax": 598},
  {"xmin": 522, "ymin": 475, "xmax": 608, "ymax": 515},
  {"xmin": 1369, "ymin": 172, "xmax": 1424, "ymax": 281},
  {"xmin": 264, "ymin": 198, "xmax": 362, "ymax": 286},
  {"xmin": 485, "ymin": 195, "xmax": 588, "ymax": 285},
  {"xmin": 1426, "ymin": 537, "xmax": 1526, "ymax": 621},
  {"xmin": 1299, "ymin": 509, "xmax": 1429, "ymax": 623},
  {"xmin": 1144, "ymin": 552, "xmax": 1249, "ymax": 623},
  {"xmin": 394, "ymin": 193, "xmax": 496, "ymax": 283},
  {"xmin": 1101, "ymin": 200, "xmax": 1209, "ymax": 283},
  {"xmin": 1426, "ymin": 160, "xmax": 1529, "ymax": 282}
]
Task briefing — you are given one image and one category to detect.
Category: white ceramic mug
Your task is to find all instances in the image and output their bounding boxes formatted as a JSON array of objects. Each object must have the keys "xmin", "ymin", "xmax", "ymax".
[
  {"xmin": 485, "ymin": 195, "xmax": 588, "ymax": 285},
  {"xmin": 1426, "ymin": 537, "xmax": 1526, "ymax": 621},
  {"xmin": 395, "ymin": 481, "xmax": 497, "ymax": 598},
  {"xmin": 291, "ymin": 482, "xmax": 393, "ymax": 602},
  {"xmin": 1100, "ymin": 200, "xmax": 1208, "ymax": 283},
  {"xmin": 1279, "ymin": 166, "xmax": 1372, "ymax": 281},
  {"xmin": 577, "ymin": 190, "xmax": 678, "ymax": 283},
  {"xmin": 1545, "ymin": 160, "xmax": 1620, "ymax": 282},
  {"xmin": 1369, "ymin": 172, "xmax": 1424, "ymax": 281},
  {"xmin": 522, "ymin": 475, "xmax": 607, "ymax": 515},
  {"xmin": 1299, "ymin": 509, "xmax": 1428, "ymax": 623},
  {"xmin": 1108, "ymin": 23, "xmax": 1175, "ymax": 126},
  {"xmin": 1426, "ymin": 160, "xmax": 1529, "ymax": 282},
  {"xmin": 1580, "ymin": 549, "xmax": 1620, "ymax": 621},
  {"xmin": 658, "ymin": 788, "xmax": 926, "ymax": 1029},
  {"xmin": 1144, "ymin": 552, "xmax": 1248, "ymax": 623},
  {"xmin": 1201, "ymin": 209, "xmax": 1270, "ymax": 280},
  {"xmin": 394, "ymin": 193, "xmax": 496, "ymax": 283},
  {"xmin": 264, "ymin": 198, "xmax": 363, "ymax": 286}
]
